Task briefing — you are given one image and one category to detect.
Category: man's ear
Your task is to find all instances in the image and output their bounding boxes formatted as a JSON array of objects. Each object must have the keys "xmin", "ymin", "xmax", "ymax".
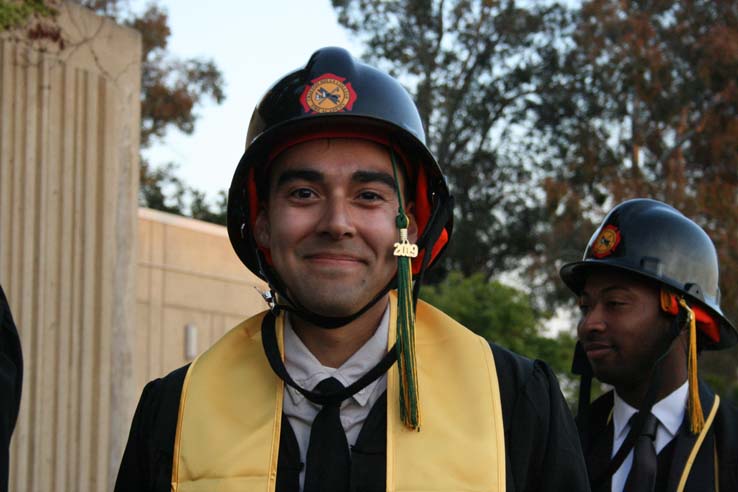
[
  {"xmin": 406, "ymin": 202, "xmax": 419, "ymax": 243},
  {"xmin": 253, "ymin": 208, "xmax": 270, "ymax": 248}
]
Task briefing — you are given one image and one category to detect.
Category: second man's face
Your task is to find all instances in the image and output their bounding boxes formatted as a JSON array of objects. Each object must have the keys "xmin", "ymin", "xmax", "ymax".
[
  {"xmin": 255, "ymin": 138, "xmax": 416, "ymax": 318},
  {"xmin": 576, "ymin": 269, "xmax": 672, "ymax": 390}
]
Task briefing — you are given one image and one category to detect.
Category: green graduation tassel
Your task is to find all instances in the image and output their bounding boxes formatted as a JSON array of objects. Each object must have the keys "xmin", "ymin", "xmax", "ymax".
[{"xmin": 390, "ymin": 150, "xmax": 421, "ymax": 431}]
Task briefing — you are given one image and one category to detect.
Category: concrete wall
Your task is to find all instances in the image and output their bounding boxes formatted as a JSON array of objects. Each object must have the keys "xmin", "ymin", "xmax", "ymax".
[
  {"xmin": 1, "ymin": 5, "xmax": 269, "ymax": 490},
  {"xmin": 0, "ymin": 3, "xmax": 140, "ymax": 491},
  {"xmin": 135, "ymin": 208, "xmax": 268, "ymax": 395}
]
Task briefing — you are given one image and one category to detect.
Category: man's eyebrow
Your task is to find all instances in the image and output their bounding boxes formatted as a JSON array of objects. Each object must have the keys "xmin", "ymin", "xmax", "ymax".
[
  {"xmin": 601, "ymin": 285, "xmax": 631, "ymax": 294},
  {"xmin": 352, "ymin": 170, "xmax": 397, "ymax": 190},
  {"xmin": 275, "ymin": 169, "xmax": 323, "ymax": 188},
  {"xmin": 580, "ymin": 285, "xmax": 631, "ymax": 298}
]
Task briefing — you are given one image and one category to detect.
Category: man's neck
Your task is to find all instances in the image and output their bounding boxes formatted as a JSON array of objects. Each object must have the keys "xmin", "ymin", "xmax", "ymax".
[
  {"xmin": 615, "ymin": 335, "xmax": 689, "ymax": 408},
  {"xmin": 616, "ymin": 374, "xmax": 688, "ymax": 409},
  {"xmin": 290, "ymin": 297, "xmax": 389, "ymax": 368}
]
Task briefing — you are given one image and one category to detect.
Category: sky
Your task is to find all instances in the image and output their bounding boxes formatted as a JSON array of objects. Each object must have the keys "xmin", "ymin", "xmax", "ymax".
[{"xmin": 136, "ymin": 0, "xmax": 361, "ymax": 201}]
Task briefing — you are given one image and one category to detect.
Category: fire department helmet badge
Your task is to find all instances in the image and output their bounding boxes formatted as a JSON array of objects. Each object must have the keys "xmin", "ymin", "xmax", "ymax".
[
  {"xmin": 591, "ymin": 224, "xmax": 621, "ymax": 258},
  {"xmin": 300, "ymin": 73, "xmax": 358, "ymax": 114}
]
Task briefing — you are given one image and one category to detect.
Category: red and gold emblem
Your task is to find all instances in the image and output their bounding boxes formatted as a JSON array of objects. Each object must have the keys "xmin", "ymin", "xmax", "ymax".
[
  {"xmin": 300, "ymin": 73, "xmax": 358, "ymax": 114},
  {"xmin": 591, "ymin": 224, "xmax": 621, "ymax": 258}
]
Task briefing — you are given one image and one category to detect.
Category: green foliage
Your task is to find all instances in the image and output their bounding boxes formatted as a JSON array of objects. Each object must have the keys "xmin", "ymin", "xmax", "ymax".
[
  {"xmin": 190, "ymin": 190, "xmax": 227, "ymax": 226},
  {"xmin": 138, "ymin": 160, "xmax": 186, "ymax": 215},
  {"xmin": 139, "ymin": 159, "xmax": 227, "ymax": 224},
  {"xmin": 1, "ymin": 0, "xmax": 62, "ymax": 49},
  {"xmin": 420, "ymin": 272, "xmax": 575, "ymax": 378},
  {"xmin": 700, "ymin": 346, "xmax": 738, "ymax": 406},
  {"xmin": 0, "ymin": 0, "xmax": 56, "ymax": 32}
]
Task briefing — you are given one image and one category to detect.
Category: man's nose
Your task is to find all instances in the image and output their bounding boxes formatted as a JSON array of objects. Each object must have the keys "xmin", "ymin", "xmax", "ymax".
[
  {"xmin": 577, "ymin": 303, "xmax": 606, "ymax": 338},
  {"xmin": 317, "ymin": 197, "xmax": 357, "ymax": 239}
]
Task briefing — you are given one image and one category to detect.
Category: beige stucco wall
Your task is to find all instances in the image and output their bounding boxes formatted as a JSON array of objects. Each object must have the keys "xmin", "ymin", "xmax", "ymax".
[
  {"xmin": 135, "ymin": 208, "xmax": 268, "ymax": 394},
  {"xmin": 0, "ymin": 3, "xmax": 141, "ymax": 491},
  {"xmin": 1, "ymin": 4, "xmax": 269, "ymax": 490}
]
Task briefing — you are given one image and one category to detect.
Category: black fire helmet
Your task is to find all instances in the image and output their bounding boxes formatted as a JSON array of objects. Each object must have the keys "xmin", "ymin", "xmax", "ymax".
[{"xmin": 226, "ymin": 47, "xmax": 454, "ymax": 325}]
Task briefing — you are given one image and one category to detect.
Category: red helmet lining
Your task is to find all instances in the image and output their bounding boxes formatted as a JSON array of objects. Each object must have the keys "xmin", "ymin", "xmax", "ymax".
[{"xmin": 661, "ymin": 291, "xmax": 720, "ymax": 343}]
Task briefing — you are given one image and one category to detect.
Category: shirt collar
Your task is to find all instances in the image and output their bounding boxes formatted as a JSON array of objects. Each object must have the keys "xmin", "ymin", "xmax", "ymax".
[
  {"xmin": 282, "ymin": 307, "xmax": 390, "ymax": 408},
  {"xmin": 612, "ymin": 380, "xmax": 688, "ymax": 441}
]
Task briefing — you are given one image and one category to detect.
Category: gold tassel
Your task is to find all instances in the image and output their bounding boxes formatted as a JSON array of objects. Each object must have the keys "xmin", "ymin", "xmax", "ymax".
[
  {"xmin": 390, "ymin": 150, "xmax": 421, "ymax": 430},
  {"xmin": 678, "ymin": 298, "xmax": 704, "ymax": 434}
]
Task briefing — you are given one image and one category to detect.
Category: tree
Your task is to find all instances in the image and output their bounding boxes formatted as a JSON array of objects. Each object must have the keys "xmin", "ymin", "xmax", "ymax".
[
  {"xmin": 138, "ymin": 161, "xmax": 187, "ymax": 215},
  {"xmin": 533, "ymin": 0, "xmax": 738, "ymax": 297},
  {"xmin": 190, "ymin": 189, "xmax": 228, "ymax": 225},
  {"xmin": 80, "ymin": 0, "xmax": 228, "ymax": 224},
  {"xmin": 332, "ymin": 0, "xmax": 570, "ymax": 281},
  {"xmin": 532, "ymin": 0, "xmax": 738, "ymax": 401},
  {"xmin": 420, "ymin": 272, "xmax": 576, "ymax": 385},
  {"xmin": 333, "ymin": 0, "xmax": 738, "ymax": 402}
]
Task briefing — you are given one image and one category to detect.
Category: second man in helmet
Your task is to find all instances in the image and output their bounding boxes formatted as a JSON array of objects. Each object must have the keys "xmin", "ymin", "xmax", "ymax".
[{"xmin": 561, "ymin": 198, "xmax": 738, "ymax": 492}]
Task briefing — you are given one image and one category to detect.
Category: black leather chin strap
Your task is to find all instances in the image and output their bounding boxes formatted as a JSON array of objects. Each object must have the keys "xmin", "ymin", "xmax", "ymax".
[
  {"xmin": 270, "ymin": 279, "xmax": 395, "ymax": 330},
  {"xmin": 260, "ymin": 312, "xmax": 397, "ymax": 406}
]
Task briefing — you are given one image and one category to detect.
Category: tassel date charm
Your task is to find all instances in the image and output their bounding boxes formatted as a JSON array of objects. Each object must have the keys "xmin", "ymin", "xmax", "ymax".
[{"xmin": 394, "ymin": 229, "xmax": 418, "ymax": 258}]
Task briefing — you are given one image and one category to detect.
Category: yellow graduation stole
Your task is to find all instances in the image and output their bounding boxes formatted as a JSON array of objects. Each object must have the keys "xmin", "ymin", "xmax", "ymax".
[{"xmin": 171, "ymin": 293, "xmax": 506, "ymax": 491}]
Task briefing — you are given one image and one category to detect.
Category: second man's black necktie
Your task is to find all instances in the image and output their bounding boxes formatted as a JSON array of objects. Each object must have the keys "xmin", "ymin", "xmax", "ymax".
[{"xmin": 623, "ymin": 412, "xmax": 659, "ymax": 492}]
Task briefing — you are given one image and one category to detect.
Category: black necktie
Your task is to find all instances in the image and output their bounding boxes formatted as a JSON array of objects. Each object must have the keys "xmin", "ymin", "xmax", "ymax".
[
  {"xmin": 304, "ymin": 377, "xmax": 351, "ymax": 492},
  {"xmin": 623, "ymin": 412, "xmax": 659, "ymax": 492}
]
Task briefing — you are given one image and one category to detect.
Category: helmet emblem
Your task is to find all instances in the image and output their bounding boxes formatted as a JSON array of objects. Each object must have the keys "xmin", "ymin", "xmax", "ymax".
[
  {"xmin": 591, "ymin": 224, "xmax": 621, "ymax": 258},
  {"xmin": 300, "ymin": 73, "xmax": 358, "ymax": 114}
]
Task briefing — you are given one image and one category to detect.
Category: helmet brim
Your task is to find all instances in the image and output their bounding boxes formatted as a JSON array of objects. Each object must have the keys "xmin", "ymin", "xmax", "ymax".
[{"xmin": 560, "ymin": 259, "xmax": 738, "ymax": 350}]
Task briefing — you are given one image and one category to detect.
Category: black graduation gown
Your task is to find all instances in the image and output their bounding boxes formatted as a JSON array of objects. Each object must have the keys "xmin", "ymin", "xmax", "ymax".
[
  {"xmin": 0, "ymin": 286, "xmax": 22, "ymax": 492},
  {"xmin": 115, "ymin": 343, "xmax": 590, "ymax": 492},
  {"xmin": 580, "ymin": 383, "xmax": 738, "ymax": 492}
]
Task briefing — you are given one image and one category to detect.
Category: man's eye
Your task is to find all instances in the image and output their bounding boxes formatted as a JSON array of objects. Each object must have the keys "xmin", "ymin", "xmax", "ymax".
[
  {"xmin": 358, "ymin": 191, "xmax": 384, "ymax": 201},
  {"xmin": 290, "ymin": 188, "xmax": 315, "ymax": 199},
  {"xmin": 578, "ymin": 303, "xmax": 589, "ymax": 314}
]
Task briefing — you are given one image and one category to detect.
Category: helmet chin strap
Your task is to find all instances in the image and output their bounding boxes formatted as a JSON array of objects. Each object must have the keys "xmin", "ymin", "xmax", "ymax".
[{"xmin": 266, "ymin": 278, "xmax": 396, "ymax": 329}]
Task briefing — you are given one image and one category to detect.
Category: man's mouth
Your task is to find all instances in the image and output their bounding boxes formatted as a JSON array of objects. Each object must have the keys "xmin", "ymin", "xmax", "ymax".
[
  {"xmin": 582, "ymin": 341, "xmax": 614, "ymax": 359},
  {"xmin": 303, "ymin": 252, "xmax": 367, "ymax": 266}
]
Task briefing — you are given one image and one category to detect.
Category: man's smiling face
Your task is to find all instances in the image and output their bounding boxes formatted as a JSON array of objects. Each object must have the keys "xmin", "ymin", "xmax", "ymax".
[
  {"xmin": 255, "ymin": 138, "xmax": 416, "ymax": 318},
  {"xmin": 576, "ymin": 268, "xmax": 673, "ymax": 391}
]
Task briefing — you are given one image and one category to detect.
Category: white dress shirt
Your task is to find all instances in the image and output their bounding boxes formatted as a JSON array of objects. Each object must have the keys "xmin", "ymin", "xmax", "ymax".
[
  {"xmin": 610, "ymin": 381, "xmax": 688, "ymax": 492},
  {"xmin": 282, "ymin": 307, "xmax": 389, "ymax": 490}
]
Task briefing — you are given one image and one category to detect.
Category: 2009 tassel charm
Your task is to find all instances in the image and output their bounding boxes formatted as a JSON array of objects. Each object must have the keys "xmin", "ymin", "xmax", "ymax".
[{"xmin": 394, "ymin": 228, "xmax": 418, "ymax": 258}]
